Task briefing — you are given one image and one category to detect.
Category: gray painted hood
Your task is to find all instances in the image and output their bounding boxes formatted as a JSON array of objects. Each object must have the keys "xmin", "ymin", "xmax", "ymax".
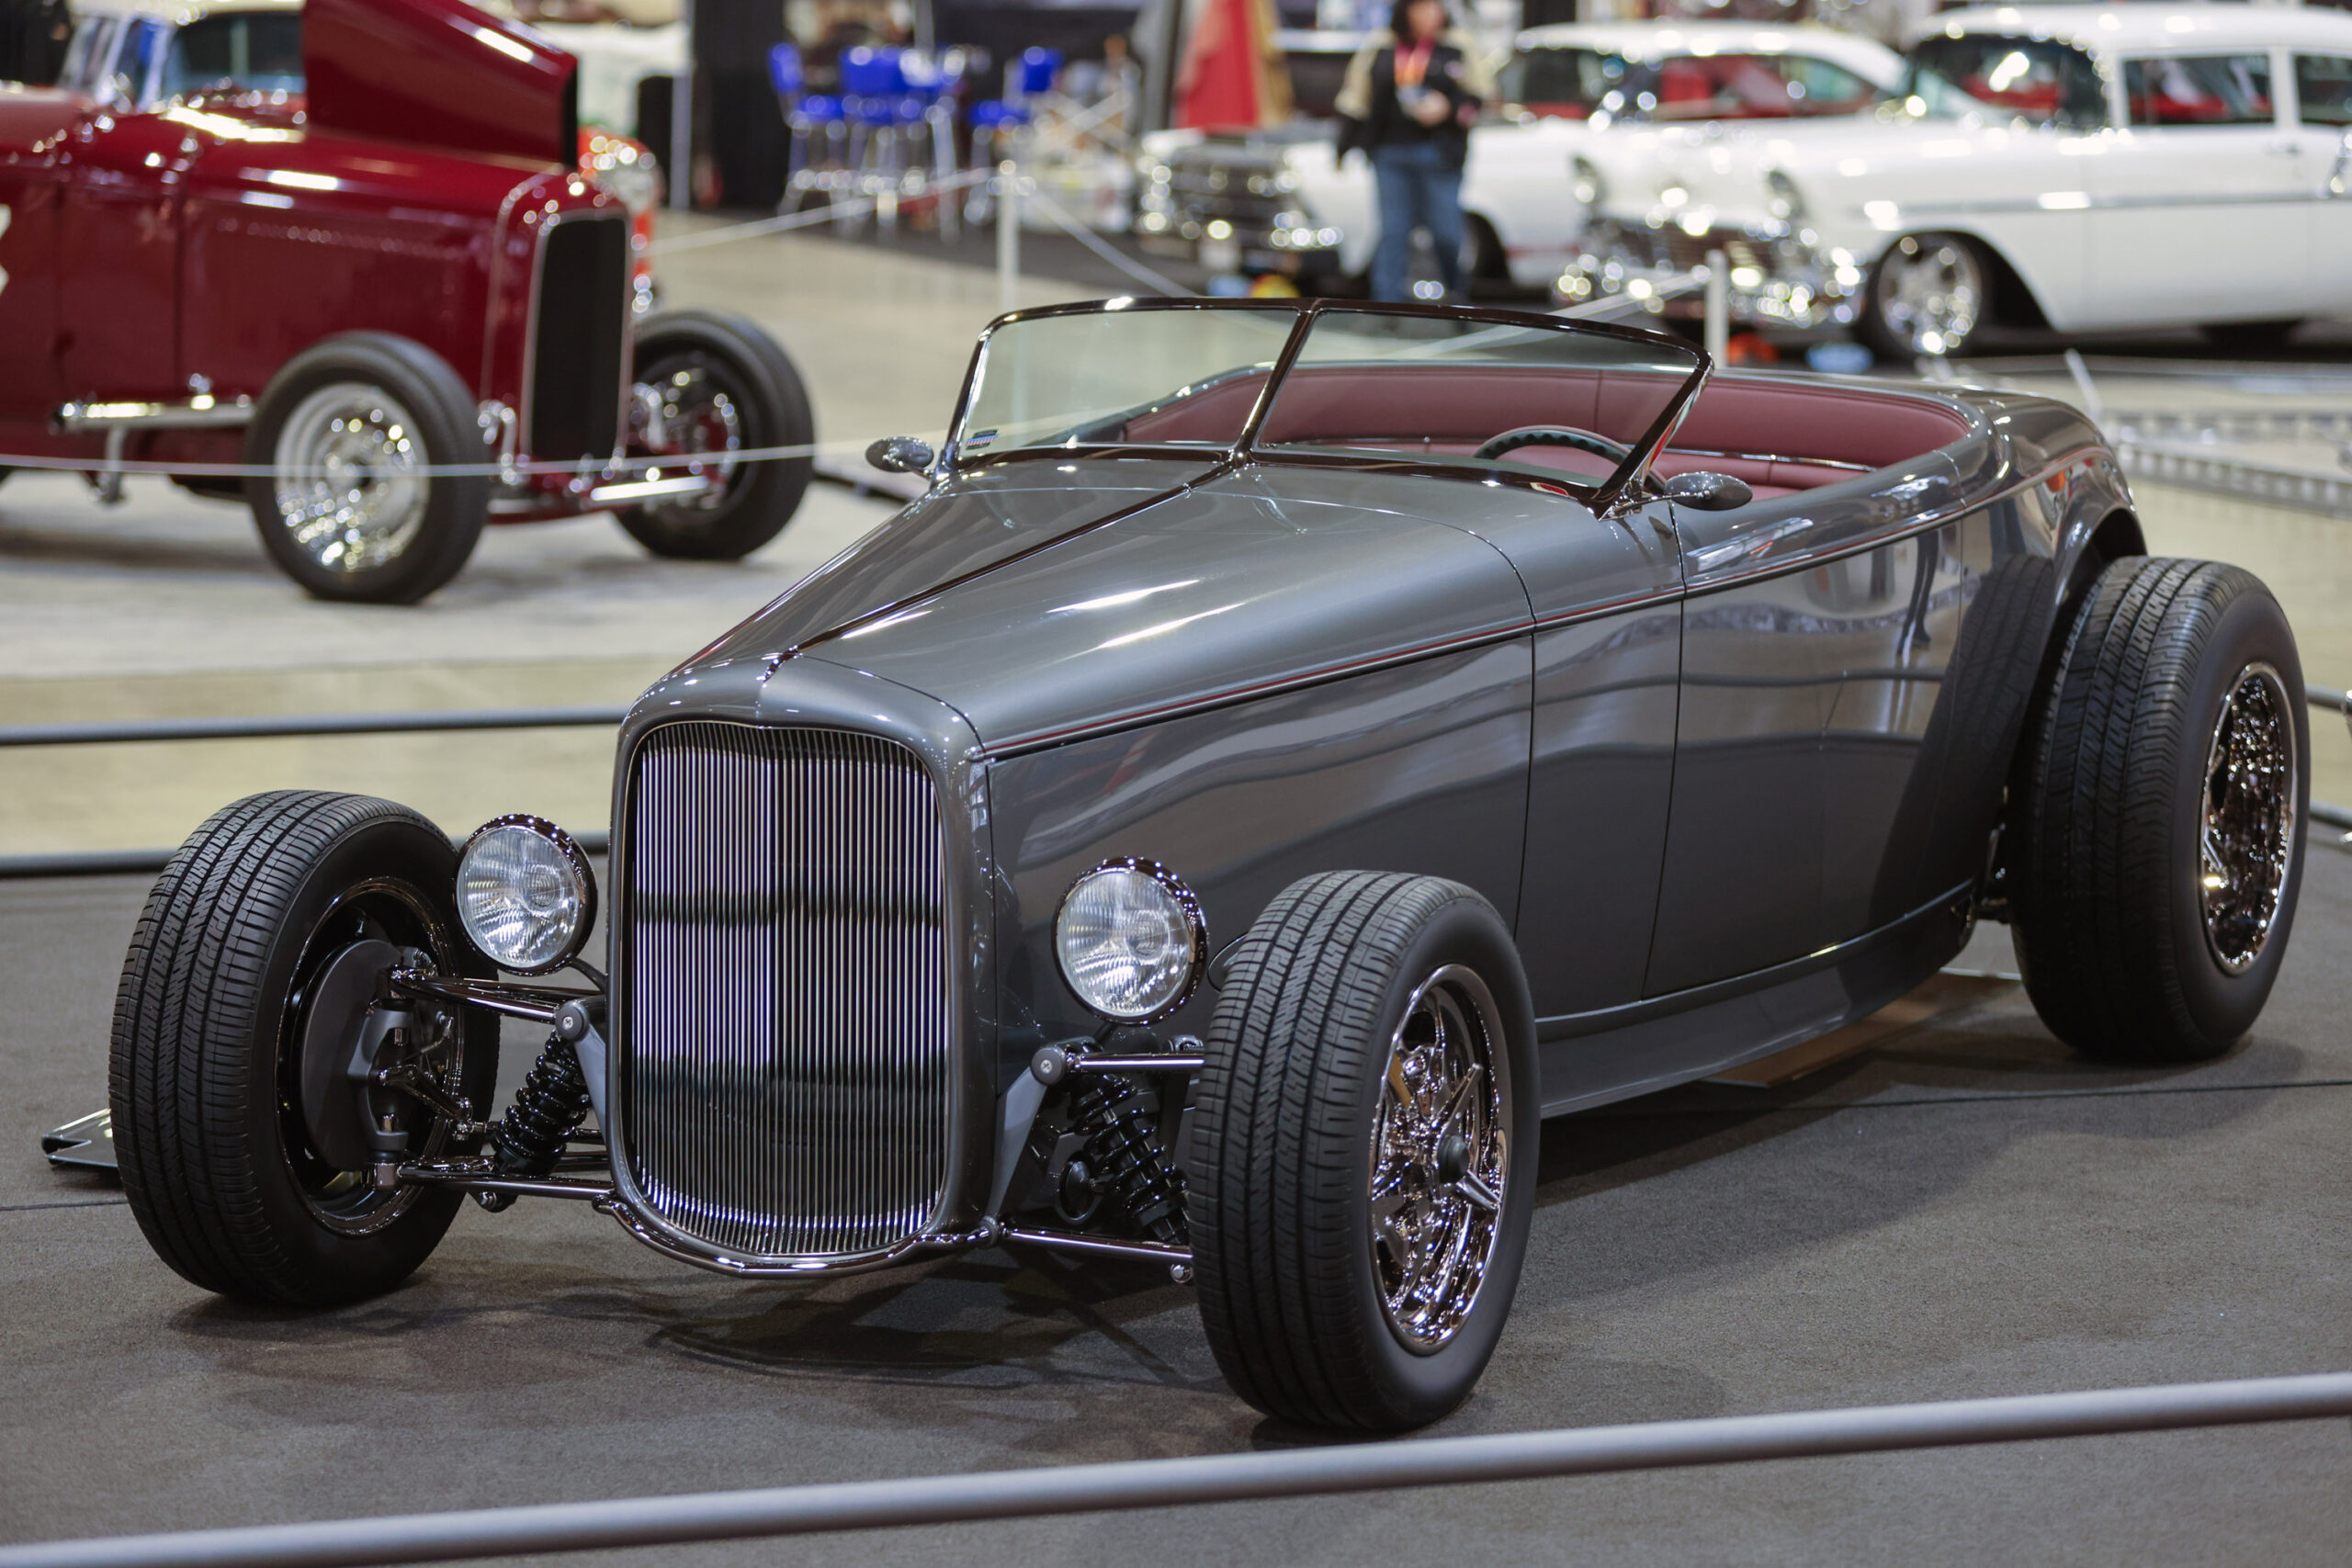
[{"xmin": 679, "ymin": 459, "xmax": 1539, "ymax": 755}]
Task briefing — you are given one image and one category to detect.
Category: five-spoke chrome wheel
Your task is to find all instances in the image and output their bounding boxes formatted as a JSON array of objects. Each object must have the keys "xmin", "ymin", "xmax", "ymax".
[
  {"xmin": 2200, "ymin": 661, "xmax": 2297, "ymax": 975},
  {"xmin": 1368, "ymin": 964, "xmax": 1511, "ymax": 1353},
  {"xmin": 271, "ymin": 383, "xmax": 430, "ymax": 575},
  {"xmin": 1869, "ymin": 235, "xmax": 1984, "ymax": 358}
]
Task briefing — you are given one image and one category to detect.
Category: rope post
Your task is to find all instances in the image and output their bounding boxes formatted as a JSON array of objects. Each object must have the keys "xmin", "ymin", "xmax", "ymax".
[
  {"xmin": 1703, "ymin": 248, "xmax": 1729, "ymax": 365},
  {"xmin": 998, "ymin": 160, "xmax": 1021, "ymax": 313},
  {"xmin": 668, "ymin": 0, "xmax": 695, "ymax": 211}
]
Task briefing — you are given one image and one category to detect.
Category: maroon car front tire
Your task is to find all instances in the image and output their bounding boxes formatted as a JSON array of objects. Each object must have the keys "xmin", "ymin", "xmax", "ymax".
[{"xmin": 244, "ymin": 333, "xmax": 490, "ymax": 604}]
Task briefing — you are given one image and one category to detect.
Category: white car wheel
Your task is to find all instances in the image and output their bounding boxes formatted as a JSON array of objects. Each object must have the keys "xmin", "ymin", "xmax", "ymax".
[{"xmin": 1863, "ymin": 233, "xmax": 1985, "ymax": 359}]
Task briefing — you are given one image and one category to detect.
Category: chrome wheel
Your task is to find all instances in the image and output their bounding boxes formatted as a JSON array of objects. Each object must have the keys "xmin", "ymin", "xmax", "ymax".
[
  {"xmin": 1367, "ymin": 964, "xmax": 1510, "ymax": 1353},
  {"xmin": 1873, "ymin": 236, "xmax": 1983, "ymax": 357},
  {"xmin": 630, "ymin": 357, "xmax": 744, "ymax": 515},
  {"xmin": 2200, "ymin": 661, "xmax": 2296, "ymax": 975},
  {"xmin": 271, "ymin": 383, "xmax": 430, "ymax": 574}
]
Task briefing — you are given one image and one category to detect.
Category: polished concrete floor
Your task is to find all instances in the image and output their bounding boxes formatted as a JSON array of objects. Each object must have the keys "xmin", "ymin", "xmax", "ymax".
[{"xmin": 2, "ymin": 861, "xmax": 2347, "ymax": 1562}]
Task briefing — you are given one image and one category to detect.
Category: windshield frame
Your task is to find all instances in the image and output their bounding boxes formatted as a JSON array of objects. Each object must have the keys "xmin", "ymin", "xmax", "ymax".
[{"xmin": 944, "ymin": 298, "xmax": 1712, "ymax": 513}]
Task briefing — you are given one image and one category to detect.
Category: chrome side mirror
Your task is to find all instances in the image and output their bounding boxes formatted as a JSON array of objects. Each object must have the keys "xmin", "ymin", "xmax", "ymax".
[
  {"xmin": 1662, "ymin": 470, "xmax": 1755, "ymax": 511},
  {"xmin": 865, "ymin": 436, "xmax": 934, "ymax": 475}
]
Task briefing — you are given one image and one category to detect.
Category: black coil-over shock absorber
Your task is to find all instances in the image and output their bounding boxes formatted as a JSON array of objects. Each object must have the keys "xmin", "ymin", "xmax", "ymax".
[
  {"xmin": 1062, "ymin": 1072, "xmax": 1187, "ymax": 1247},
  {"xmin": 474, "ymin": 1036, "xmax": 591, "ymax": 1213}
]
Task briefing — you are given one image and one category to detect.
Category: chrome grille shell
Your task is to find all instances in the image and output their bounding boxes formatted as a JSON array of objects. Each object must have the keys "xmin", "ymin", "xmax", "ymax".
[{"xmin": 611, "ymin": 717, "xmax": 967, "ymax": 1270}]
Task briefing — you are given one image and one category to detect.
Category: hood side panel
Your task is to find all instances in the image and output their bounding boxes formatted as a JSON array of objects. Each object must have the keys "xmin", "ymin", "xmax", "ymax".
[
  {"xmin": 680, "ymin": 457, "xmax": 1227, "ymax": 671},
  {"xmin": 808, "ymin": 464, "xmax": 1536, "ymax": 752},
  {"xmin": 304, "ymin": 0, "xmax": 575, "ymax": 166}
]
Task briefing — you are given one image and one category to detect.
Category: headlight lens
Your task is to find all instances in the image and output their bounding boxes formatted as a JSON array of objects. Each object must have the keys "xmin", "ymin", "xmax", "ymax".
[
  {"xmin": 1056, "ymin": 860, "xmax": 1208, "ymax": 1023},
  {"xmin": 457, "ymin": 816, "xmax": 596, "ymax": 974}
]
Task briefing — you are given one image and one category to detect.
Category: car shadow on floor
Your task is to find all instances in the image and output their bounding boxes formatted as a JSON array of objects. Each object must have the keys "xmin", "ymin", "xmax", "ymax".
[{"xmin": 146, "ymin": 991, "xmax": 2305, "ymax": 1437}]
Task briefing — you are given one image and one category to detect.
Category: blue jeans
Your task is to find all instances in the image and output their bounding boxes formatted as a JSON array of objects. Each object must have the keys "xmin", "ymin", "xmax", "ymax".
[{"xmin": 1370, "ymin": 142, "xmax": 1467, "ymax": 303}]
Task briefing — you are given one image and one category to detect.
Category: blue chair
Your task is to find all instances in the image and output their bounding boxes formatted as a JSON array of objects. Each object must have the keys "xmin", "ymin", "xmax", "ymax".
[
  {"xmin": 771, "ymin": 43, "xmax": 846, "ymax": 207},
  {"xmin": 839, "ymin": 45, "xmax": 908, "ymax": 196},
  {"xmin": 964, "ymin": 49, "xmax": 1063, "ymax": 222}
]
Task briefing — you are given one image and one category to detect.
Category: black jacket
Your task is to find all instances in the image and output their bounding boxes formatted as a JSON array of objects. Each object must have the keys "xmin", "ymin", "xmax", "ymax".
[{"xmin": 1334, "ymin": 35, "xmax": 1487, "ymax": 171}]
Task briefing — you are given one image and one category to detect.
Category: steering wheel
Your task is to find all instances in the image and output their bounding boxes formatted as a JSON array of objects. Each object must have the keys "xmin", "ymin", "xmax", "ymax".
[{"xmin": 1473, "ymin": 425, "xmax": 1634, "ymax": 466}]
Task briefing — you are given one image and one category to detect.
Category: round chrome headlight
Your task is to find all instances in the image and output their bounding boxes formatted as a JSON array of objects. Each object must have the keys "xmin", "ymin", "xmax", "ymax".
[
  {"xmin": 456, "ymin": 815, "xmax": 596, "ymax": 975},
  {"xmin": 1056, "ymin": 859, "xmax": 1208, "ymax": 1024}
]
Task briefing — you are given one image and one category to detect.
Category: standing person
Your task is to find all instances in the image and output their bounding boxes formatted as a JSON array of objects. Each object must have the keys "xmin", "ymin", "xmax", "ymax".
[{"xmin": 1334, "ymin": 0, "xmax": 1492, "ymax": 303}]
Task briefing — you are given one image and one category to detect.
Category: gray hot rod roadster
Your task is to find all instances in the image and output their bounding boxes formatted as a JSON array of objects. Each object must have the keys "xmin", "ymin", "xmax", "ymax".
[{"xmin": 108, "ymin": 299, "xmax": 2307, "ymax": 1430}]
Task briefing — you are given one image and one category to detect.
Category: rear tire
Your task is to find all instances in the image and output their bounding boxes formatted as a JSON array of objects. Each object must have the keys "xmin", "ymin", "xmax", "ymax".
[
  {"xmin": 244, "ymin": 333, "xmax": 489, "ymax": 604},
  {"xmin": 109, "ymin": 791, "xmax": 497, "ymax": 1306},
  {"xmin": 1190, "ymin": 872, "xmax": 1537, "ymax": 1431},
  {"xmin": 616, "ymin": 309, "xmax": 814, "ymax": 560},
  {"xmin": 2009, "ymin": 558, "xmax": 2307, "ymax": 1062}
]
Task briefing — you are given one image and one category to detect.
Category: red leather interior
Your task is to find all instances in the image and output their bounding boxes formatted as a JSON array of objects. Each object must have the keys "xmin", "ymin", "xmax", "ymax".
[
  {"xmin": 1104, "ymin": 361, "xmax": 1972, "ymax": 500},
  {"xmin": 1670, "ymin": 377, "xmax": 1971, "ymax": 469}
]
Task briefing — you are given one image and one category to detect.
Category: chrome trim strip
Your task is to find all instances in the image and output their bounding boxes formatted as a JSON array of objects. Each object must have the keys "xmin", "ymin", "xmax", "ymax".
[{"xmin": 55, "ymin": 396, "xmax": 253, "ymax": 430}]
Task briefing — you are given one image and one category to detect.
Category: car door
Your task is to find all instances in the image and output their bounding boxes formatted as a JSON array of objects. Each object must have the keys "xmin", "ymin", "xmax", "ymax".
[
  {"xmin": 2290, "ymin": 50, "xmax": 2352, "ymax": 310},
  {"xmin": 1645, "ymin": 411, "xmax": 2055, "ymax": 999},
  {"xmin": 2086, "ymin": 50, "xmax": 2306, "ymax": 321},
  {"xmin": 56, "ymin": 15, "xmax": 186, "ymax": 401},
  {"xmin": 0, "ymin": 96, "xmax": 72, "ymax": 424}
]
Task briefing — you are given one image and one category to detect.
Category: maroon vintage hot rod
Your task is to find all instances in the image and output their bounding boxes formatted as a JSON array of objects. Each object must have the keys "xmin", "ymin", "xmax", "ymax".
[{"xmin": 0, "ymin": 0, "xmax": 813, "ymax": 603}]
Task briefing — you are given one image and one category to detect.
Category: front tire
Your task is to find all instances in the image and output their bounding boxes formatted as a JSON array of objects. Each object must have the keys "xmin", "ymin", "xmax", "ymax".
[
  {"xmin": 110, "ymin": 791, "xmax": 497, "ymax": 1306},
  {"xmin": 244, "ymin": 333, "xmax": 489, "ymax": 604},
  {"xmin": 2009, "ymin": 558, "xmax": 2307, "ymax": 1062},
  {"xmin": 616, "ymin": 309, "xmax": 814, "ymax": 560},
  {"xmin": 1190, "ymin": 872, "xmax": 1538, "ymax": 1431},
  {"xmin": 1860, "ymin": 232, "xmax": 1987, "ymax": 359}
]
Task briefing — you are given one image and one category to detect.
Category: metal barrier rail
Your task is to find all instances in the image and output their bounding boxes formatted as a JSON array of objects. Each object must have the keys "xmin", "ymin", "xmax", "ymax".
[
  {"xmin": 0, "ymin": 705, "xmax": 628, "ymax": 750},
  {"xmin": 0, "ymin": 705, "xmax": 625, "ymax": 880},
  {"xmin": 0, "ymin": 1371, "xmax": 2345, "ymax": 1568}
]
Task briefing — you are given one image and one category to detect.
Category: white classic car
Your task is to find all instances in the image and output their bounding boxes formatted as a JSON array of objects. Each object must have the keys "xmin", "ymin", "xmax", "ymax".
[
  {"xmin": 1564, "ymin": 4, "xmax": 2352, "ymax": 355},
  {"xmin": 1136, "ymin": 21, "xmax": 1909, "ymax": 293}
]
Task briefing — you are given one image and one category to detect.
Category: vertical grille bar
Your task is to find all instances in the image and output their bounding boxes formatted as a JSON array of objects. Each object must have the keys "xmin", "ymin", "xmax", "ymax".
[{"xmin": 621, "ymin": 722, "xmax": 954, "ymax": 1260}]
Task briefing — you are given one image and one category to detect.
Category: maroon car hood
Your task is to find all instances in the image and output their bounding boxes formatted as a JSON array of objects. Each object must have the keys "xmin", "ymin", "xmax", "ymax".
[{"xmin": 303, "ymin": 0, "xmax": 575, "ymax": 167}]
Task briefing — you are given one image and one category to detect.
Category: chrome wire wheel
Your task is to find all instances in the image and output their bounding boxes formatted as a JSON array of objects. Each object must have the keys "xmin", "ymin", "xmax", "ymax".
[
  {"xmin": 1367, "ymin": 964, "xmax": 1511, "ymax": 1353},
  {"xmin": 271, "ymin": 383, "xmax": 430, "ymax": 574},
  {"xmin": 1874, "ymin": 235, "xmax": 1983, "ymax": 357},
  {"xmin": 2200, "ymin": 660, "xmax": 2297, "ymax": 975},
  {"xmin": 630, "ymin": 357, "xmax": 744, "ymax": 515}
]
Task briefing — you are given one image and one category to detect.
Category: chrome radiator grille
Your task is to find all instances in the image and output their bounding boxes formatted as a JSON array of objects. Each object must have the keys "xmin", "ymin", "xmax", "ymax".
[{"xmin": 622, "ymin": 721, "xmax": 956, "ymax": 1260}]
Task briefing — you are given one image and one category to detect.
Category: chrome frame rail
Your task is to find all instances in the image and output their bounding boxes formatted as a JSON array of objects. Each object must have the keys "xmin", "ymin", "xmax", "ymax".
[{"xmin": 6, "ymin": 1372, "xmax": 2348, "ymax": 1567}]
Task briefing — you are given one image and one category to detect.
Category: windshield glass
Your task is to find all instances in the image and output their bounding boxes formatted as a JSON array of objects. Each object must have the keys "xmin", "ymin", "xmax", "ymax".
[
  {"xmin": 1883, "ymin": 61, "xmax": 2005, "ymax": 120},
  {"xmin": 1259, "ymin": 310, "xmax": 1705, "ymax": 494},
  {"xmin": 953, "ymin": 306, "xmax": 1297, "ymax": 464},
  {"xmin": 1906, "ymin": 34, "xmax": 2106, "ymax": 129},
  {"xmin": 159, "ymin": 13, "xmax": 304, "ymax": 101},
  {"xmin": 1498, "ymin": 47, "xmax": 1630, "ymax": 118}
]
